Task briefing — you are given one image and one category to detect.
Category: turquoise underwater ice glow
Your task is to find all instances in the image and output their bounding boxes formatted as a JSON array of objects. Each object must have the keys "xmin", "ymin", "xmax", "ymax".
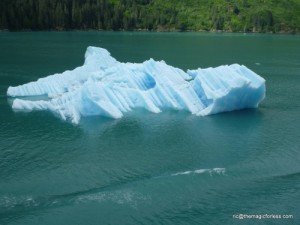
[{"xmin": 7, "ymin": 47, "xmax": 265, "ymax": 124}]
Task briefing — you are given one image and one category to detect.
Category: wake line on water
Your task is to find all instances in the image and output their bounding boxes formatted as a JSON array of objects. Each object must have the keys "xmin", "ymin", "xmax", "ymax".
[
  {"xmin": 0, "ymin": 168, "xmax": 227, "ymax": 216},
  {"xmin": 171, "ymin": 168, "xmax": 226, "ymax": 176},
  {"xmin": 0, "ymin": 173, "xmax": 153, "ymax": 214},
  {"xmin": 0, "ymin": 190, "xmax": 148, "ymax": 218}
]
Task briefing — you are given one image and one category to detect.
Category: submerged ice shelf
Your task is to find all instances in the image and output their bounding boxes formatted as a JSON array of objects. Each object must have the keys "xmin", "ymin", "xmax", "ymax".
[{"xmin": 7, "ymin": 47, "xmax": 265, "ymax": 124}]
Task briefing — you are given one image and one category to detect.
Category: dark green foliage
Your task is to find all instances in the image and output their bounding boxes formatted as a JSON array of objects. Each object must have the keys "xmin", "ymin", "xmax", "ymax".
[{"xmin": 0, "ymin": 0, "xmax": 299, "ymax": 33}]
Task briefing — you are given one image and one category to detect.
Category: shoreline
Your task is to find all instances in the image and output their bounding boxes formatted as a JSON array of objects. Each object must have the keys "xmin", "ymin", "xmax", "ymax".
[{"xmin": 0, "ymin": 28, "xmax": 299, "ymax": 35}]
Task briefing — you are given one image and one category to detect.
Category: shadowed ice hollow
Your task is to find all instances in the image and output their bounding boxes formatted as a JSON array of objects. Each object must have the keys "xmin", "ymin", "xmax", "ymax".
[{"xmin": 7, "ymin": 47, "xmax": 265, "ymax": 124}]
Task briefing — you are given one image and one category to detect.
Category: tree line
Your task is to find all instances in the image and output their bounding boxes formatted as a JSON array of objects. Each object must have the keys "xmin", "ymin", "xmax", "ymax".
[{"xmin": 0, "ymin": 0, "xmax": 299, "ymax": 33}]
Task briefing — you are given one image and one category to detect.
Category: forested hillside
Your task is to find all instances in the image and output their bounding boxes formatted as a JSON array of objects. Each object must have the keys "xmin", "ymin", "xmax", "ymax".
[{"xmin": 0, "ymin": 0, "xmax": 299, "ymax": 33}]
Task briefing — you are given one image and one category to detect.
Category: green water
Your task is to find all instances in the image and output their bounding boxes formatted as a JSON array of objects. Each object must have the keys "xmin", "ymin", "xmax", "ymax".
[{"xmin": 0, "ymin": 32, "xmax": 300, "ymax": 225}]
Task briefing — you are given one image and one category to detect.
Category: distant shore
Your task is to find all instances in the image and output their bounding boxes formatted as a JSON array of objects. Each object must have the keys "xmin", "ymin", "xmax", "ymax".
[{"xmin": 0, "ymin": 28, "xmax": 299, "ymax": 35}]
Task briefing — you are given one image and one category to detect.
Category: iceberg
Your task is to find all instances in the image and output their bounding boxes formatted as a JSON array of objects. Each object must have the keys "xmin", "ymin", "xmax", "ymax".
[{"xmin": 7, "ymin": 47, "xmax": 265, "ymax": 124}]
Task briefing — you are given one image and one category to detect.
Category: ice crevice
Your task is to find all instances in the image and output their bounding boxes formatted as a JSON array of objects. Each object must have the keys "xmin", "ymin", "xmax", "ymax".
[{"xmin": 7, "ymin": 46, "xmax": 265, "ymax": 124}]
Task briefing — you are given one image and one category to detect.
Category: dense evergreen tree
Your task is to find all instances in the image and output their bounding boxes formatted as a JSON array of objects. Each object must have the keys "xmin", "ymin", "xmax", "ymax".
[{"xmin": 0, "ymin": 0, "xmax": 299, "ymax": 33}]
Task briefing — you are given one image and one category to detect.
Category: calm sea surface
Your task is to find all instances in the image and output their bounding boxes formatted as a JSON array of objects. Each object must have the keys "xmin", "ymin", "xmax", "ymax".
[{"xmin": 0, "ymin": 32, "xmax": 300, "ymax": 225}]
